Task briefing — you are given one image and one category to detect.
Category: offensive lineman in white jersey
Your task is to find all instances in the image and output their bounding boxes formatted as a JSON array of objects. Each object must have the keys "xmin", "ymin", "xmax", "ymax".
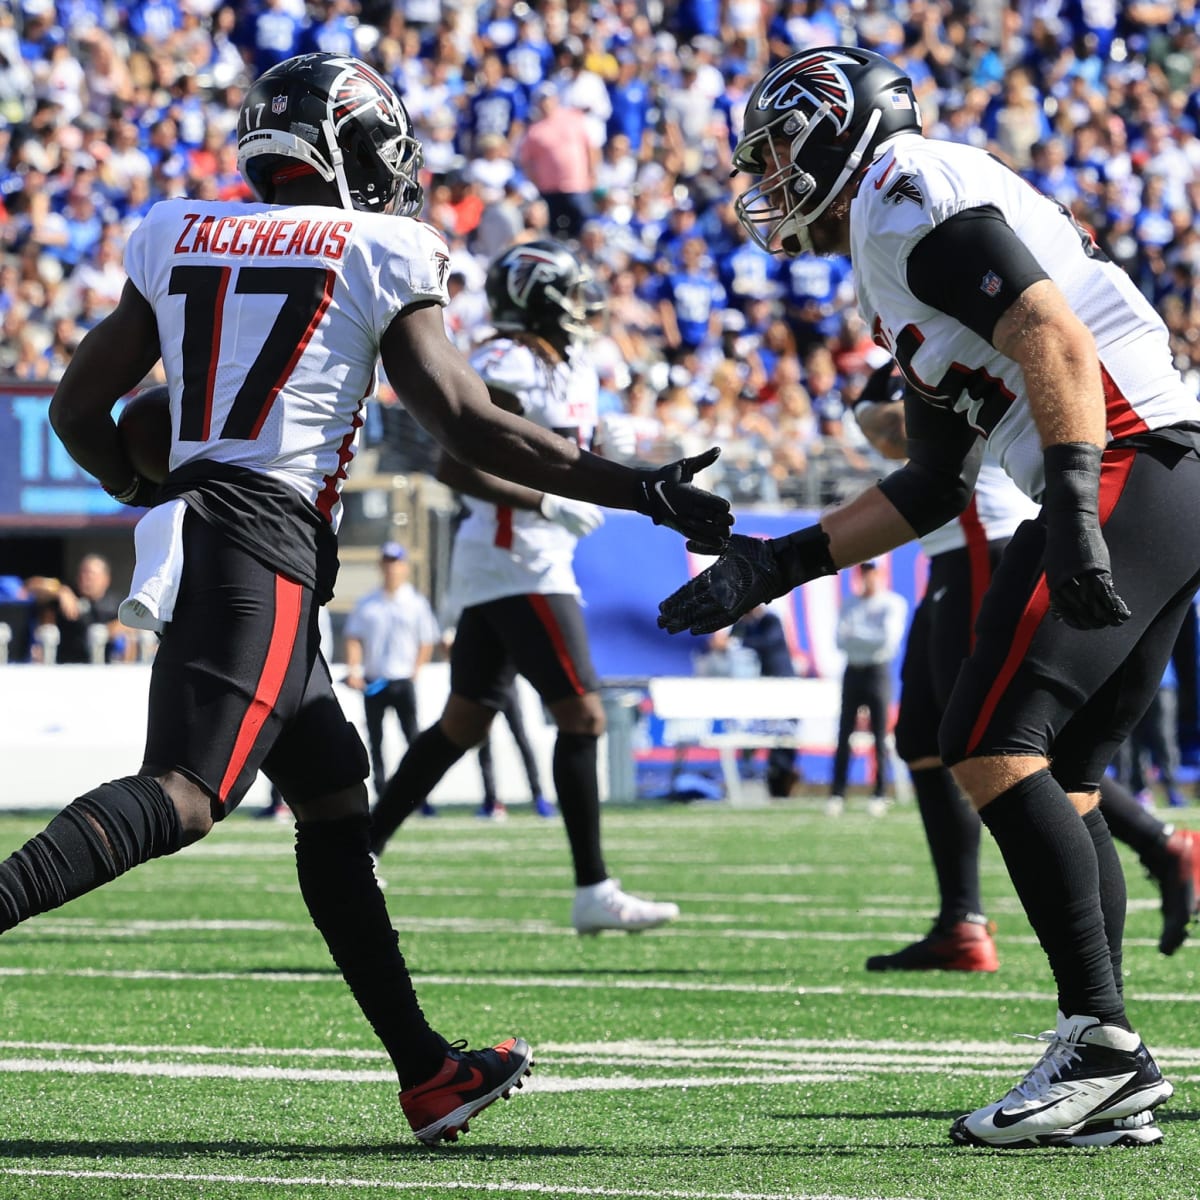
[
  {"xmin": 0, "ymin": 53, "xmax": 731, "ymax": 1147},
  {"xmin": 660, "ymin": 46, "xmax": 1200, "ymax": 1148},
  {"xmin": 855, "ymin": 365, "xmax": 1200, "ymax": 975},
  {"xmin": 369, "ymin": 239, "xmax": 680, "ymax": 934}
]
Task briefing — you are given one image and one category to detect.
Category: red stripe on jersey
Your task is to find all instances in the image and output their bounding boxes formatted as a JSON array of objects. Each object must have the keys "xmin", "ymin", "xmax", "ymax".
[
  {"xmin": 958, "ymin": 496, "xmax": 990, "ymax": 649},
  {"xmin": 203, "ymin": 267, "xmax": 231, "ymax": 440},
  {"xmin": 314, "ymin": 402, "xmax": 363, "ymax": 522},
  {"xmin": 964, "ymin": 446, "xmax": 1136, "ymax": 756},
  {"xmin": 528, "ymin": 594, "xmax": 586, "ymax": 695},
  {"xmin": 495, "ymin": 505, "xmax": 514, "ymax": 549},
  {"xmin": 248, "ymin": 268, "xmax": 335, "ymax": 440},
  {"xmin": 217, "ymin": 574, "xmax": 302, "ymax": 803},
  {"xmin": 1102, "ymin": 364, "xmax": 1150, "ymax": 440}
]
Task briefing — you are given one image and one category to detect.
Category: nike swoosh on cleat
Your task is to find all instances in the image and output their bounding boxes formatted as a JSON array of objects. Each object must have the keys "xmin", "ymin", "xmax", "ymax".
[
  {"xmin": 653, "ymin": 480, "xmax": 677, "ymax": 516},
  {"xmin": 990, "ymin": 1095, "xmax": 1076, "ymax": 1129},
  {"xmin": 457, "ymin": 1066, "xmax": 484, "ymax": 1092}
]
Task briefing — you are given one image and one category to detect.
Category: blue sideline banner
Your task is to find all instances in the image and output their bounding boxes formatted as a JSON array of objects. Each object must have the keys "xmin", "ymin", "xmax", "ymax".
[{"xmin": 0, "ymin": 384, "xmax": 137, "ymax": 528}]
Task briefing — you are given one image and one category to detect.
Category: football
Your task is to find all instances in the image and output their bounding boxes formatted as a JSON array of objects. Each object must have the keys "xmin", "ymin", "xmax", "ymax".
[{"xmin": 117, "ymin": 386, "xmax": 172, "ymax": 484}]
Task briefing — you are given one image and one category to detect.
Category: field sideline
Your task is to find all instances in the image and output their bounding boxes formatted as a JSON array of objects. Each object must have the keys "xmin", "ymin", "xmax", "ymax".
[{"xmin": 0, "ymin": 800, "xmax": 1195, "ymax": 1200}]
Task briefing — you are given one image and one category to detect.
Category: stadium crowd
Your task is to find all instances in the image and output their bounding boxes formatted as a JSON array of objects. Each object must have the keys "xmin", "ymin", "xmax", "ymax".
[{"xmin": 2, "ymin": 0, "xmax": 1200, "ymax": 508}]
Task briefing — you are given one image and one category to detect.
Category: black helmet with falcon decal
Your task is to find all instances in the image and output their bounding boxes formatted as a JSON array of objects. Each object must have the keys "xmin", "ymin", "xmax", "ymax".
[
  {"xmin": 733, "ymin": 46, "xmax": 921, "ymax": 253},
  {"xmin": 484, "ymin": 239, "xmax": 597, "ymax": 344},
  {"xmin": 237, "ymin": 52, "xmax": 424, "ymax": 216}
]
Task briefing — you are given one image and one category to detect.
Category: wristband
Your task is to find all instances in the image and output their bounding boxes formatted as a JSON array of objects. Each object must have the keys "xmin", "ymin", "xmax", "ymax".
[
  {"xmin": 106, "ymin": 476, "xmax": 143, "ymax": 505},
  {"xmin": 1041, "ymin": 442, "xmax": 1102, "ymax": 518},
  {"xmin": 104, "ymin": 474, "xmax": 158, "ymax": 508},
  {"xmin": 769, "ymin": 524, "xmax": 837, "ymax": 591}
]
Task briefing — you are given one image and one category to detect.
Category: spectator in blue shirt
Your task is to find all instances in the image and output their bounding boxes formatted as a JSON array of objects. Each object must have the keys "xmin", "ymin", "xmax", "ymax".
[
  {"xmin": 606, "ymin": 50, "xmax": 651, "ymax": 153},
  {"xmin": 656, "ymin": 234, "xmax": 726, "ymax": 361},
  {"xmin": 782, "ymin": 251, "xmax": 854, "ymax": 357},
  {"xmin": 299, "ymin": 0, "xmax": 358, "ymax": 58},
  {"xmin": 717, "ymin": 223, "xmax": 783, "ymax": 309},
  {"xmin": 670, "ymin": 0, "xmax": 721, "ymax": 42},
  {"xmin": 464, "ymin": 53, "xmax": 527, "ymax": 157},
  {"xmin": 128, "ymin": 0, "xmax": 181, "ymax": 46},
  {"xmin": 504, "ymin": 13, "xmax": 554, "ymax": 95},
  {"xmin": 250, "ymin": 0, "xmax": 305, "ymax": 77}
]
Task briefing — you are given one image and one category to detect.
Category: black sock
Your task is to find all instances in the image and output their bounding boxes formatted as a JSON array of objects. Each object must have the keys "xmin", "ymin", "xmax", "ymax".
[
  {"xmin": 554, "ymin": 732, "xmax": 606, "ymax": 886},
  {"xmin": 1098, "ymin": 776, "xmax": 1172, "ymax": 875},
  {"xmin": 0, "ymin": 777, "xmax": 183, "ymax": 932},
  {"xmin": 295, "ymin": 815, "xmax": 447, "ymax": 1088},
  {"xmin": 1082, "ymin": 806, "xmax": 1126, "ymax": 1002},
  {"xmin": 979, "ymin": 769, "xmax": 1126, "ymax": 1026},
  {"xmin": 370, "ymin": 724, "xmax": 465, "ymax": 855},
  {"xmin": 910, "ymin": 765, "xmax": 983, "ymax": 925}
]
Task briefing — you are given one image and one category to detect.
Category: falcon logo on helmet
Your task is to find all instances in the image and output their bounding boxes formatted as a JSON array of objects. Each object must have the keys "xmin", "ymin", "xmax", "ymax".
[
  {"xmin": 485, "ymin": 239, "xmax": 597, "ymax": 345},
  {"xmin": 505, "ymin": 248, "xmax": 566, "ymax": 307},
  {"xmin": 754, "ymin": 49, "xmax": 857, "ymax": 133},
  {"xmin": 331, "ymin": 59, "xmax": 401, "ymax": 128}
]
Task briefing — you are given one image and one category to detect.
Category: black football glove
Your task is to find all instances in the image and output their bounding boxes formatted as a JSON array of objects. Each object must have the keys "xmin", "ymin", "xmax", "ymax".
[
  {"xmin": 104, "ymin": 473, "xmax": 159, "ymax": 509},
  {"xmin": 1041, "ymin": 442, "xmax": 1131, "ymax": 630},
  {"xmin": 634, "ymin": 447, "xmax": 732, "ymax": 554},
  {"xmin": 658, "ymin": 526, "xmax": 837, "ymax": 636}
]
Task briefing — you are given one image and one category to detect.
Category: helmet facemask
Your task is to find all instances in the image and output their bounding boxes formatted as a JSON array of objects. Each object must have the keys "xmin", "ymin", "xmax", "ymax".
[{"xmin": 733, "ymin": 101, "xmax": 882, "ymax": 254}]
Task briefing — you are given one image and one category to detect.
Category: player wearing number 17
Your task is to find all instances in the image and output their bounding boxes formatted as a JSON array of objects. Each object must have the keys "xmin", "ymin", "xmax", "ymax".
[
  {"xmin": 659, "ymin": 46, "xmax": 1200, "ymax": 1148},
  {"xmin": 7, "ymin": 53, "xmax": 729, "ymax": 1147}
]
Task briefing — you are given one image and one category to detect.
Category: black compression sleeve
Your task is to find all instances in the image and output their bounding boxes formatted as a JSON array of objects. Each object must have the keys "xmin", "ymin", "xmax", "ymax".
[
  {"xmin": 876, "ymin": 391, "xmax": 983, "ymax": 535},
  {"xmin": 906, "ymin": 205, "xmax": 1049, "ymax": 345}
]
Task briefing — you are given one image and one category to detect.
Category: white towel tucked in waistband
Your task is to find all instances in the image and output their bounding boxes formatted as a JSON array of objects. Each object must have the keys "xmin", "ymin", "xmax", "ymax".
[{"xmin": 119, "ymin": 498, "xmax": 188, "ymax": 633}]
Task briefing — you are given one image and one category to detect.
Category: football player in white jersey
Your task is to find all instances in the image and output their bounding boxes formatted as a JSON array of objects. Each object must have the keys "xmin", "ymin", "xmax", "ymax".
[
  {"xmin": 1, "ymin": 53, "xmax": 730, "ymax": 1148},
  {"xmin": 660, "ymin": 45, "xmax": 1200, "ymax": 1148},
  {"xmin": 369, "ymin": 239, "xmax": 680, "ymax": 934},
  {"xmin": 856, "ymin": 364, "xmax": 1200, "ymax": 975}
]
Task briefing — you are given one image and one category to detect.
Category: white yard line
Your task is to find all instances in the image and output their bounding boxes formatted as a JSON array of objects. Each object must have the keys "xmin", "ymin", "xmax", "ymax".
[
  {"xmin": 1, "ymin": 963, "xmax": 1197, "ymax": 1004},
  {"xmin": 0, "ymin": 1168, "xmax": 922, "ymax": 1200}
]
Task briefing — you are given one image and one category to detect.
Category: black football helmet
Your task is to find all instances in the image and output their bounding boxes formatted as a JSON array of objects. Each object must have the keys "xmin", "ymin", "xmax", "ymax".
[
  {"xmin": 237, "ymin": 52, "xmax": 424, "ymax": 216},
  {"xmin": 733, "ymin": 46, "xmax": 921, "ymax": 252},
  {"xmin": 484, "ymin": 239, "xmax": 596, "ymax": 343}
]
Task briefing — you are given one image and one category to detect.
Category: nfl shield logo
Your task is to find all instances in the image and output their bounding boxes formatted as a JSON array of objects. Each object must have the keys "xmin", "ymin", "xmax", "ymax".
[
  {"xmin": 980, "ymin": 270, "xmax": 1003, "ymax": 297},
  {"xmin": 271, "ymin": 94, "xmax": 288, "ymax": 115}
]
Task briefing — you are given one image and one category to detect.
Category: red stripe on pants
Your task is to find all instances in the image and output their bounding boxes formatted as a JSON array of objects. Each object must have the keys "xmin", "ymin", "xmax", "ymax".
[
  {"xmin": 964, "ymin": 448, "xmax": 1137, "ymax": 757},
  {"xmin": 528, "ymin": 594, "xmax": 586, "ymax": 696},
  {"xmin": 959, "ymin": 496, "xmax": 989, "ymax": 651},
  {"xmin": 218, "ymin": 574, "xmax": 303, "ymax": 803}
]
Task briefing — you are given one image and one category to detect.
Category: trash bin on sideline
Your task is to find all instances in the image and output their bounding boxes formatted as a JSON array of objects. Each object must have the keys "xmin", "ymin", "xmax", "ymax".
[{"xmin": 600, "ymin": 684, "xmax": 643, "ymax": 803}]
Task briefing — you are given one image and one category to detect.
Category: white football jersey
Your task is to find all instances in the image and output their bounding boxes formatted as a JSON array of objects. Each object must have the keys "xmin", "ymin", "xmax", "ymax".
[
  {"xmin": 449, "ymin": 338, "xmax": 599, "ymax": 608},
  {"xmin": 124, "ymin": 198, "xmax": 451, "ymax": 531},
  {"xmin": 918, "ymin": 453, "xmax": 1039, "ymax": 558},
  {"xmin": 852, "ymin": 136, "xmax": 1198, "ymax": 501}
]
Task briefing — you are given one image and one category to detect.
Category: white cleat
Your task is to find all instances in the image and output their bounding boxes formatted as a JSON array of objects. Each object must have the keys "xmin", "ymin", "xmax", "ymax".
[
  {"xmin": 572, "ymin": 878, "xmax": 680, "ymax": 934},
  {"xmin": 949, "ymin": 1011, "xmax": 1173, "ymax": 1148}
]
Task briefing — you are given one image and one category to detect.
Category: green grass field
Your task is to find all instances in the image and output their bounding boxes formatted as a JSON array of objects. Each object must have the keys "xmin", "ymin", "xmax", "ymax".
[{"xmin": 0, "ymin": 797, "xmax": 1196, "ymax": 1200}]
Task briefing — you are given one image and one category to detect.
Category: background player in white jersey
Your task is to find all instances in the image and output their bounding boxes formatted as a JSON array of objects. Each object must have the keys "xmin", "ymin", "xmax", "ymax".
[
  {"xmin": 369, "ymin": 239, "xmax": 680, "ymax": 934},
  {"xmin": 660, "ymin": 46, "xmax": 1200, "ymax": 1149},
  {"xmin": 856, "ymin": 364, "xmax": 1200, "ymax": 973},
  {"xmin": 0, "ymin": 53, "xmax": 730, "ymax": 1148}
]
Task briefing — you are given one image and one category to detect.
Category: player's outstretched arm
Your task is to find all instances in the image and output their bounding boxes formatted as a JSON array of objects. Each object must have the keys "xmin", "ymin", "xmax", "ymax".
[
  {"xmin": 49, "ymin": 281, "xmax": 162, "ymax": 505},
  {"xmin": 657, "ymin": 484, "xmax": 916, "ymax": 636},
  {"xmin": 381, "ymin": 303, "xmax": 732, "ymax": 549}
]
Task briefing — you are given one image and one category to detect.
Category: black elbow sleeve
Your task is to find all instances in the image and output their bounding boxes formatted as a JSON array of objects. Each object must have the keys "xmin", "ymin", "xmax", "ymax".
[{"xmin": 878, "ymin": 464, "xmax": 972, "ymax": 537}]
